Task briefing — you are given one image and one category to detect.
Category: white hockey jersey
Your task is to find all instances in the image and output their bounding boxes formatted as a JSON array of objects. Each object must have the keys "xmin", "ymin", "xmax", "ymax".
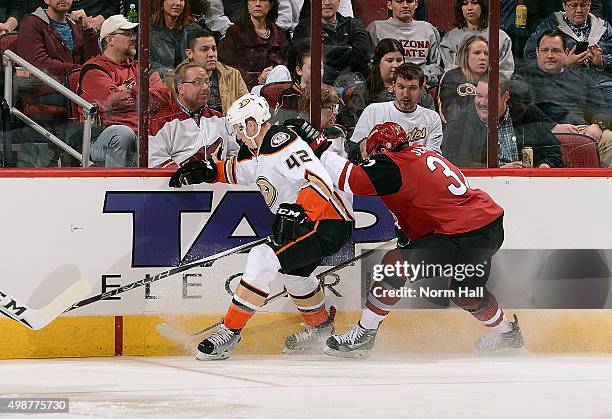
[
  {"xmin": 148, "ymin": 112, "xmax": 240, "ymax": 168},
  {"xmin": 350, "ymin": 101, "xmax": 443, "ymax": 155},
  {"xmin": 216, "ymin": 125, "xmax": 353, "ymax": 222}
]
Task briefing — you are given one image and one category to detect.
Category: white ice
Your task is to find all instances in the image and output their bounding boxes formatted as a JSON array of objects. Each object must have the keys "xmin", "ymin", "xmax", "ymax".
[{"xmin": 1, "ymin": 354, "xmax": 612, "ymax": 418}]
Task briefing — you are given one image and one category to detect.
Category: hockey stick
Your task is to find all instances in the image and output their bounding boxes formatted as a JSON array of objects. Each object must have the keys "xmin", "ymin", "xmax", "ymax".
[
  {"xmin": 156, "ymin": 243, "xmax": 387, "ymax": 343},
  {"xmin": 0, "ymin": 279, "xmax": 92, "ymax": 330},
  {"xmin": 65, "ymin": 237, "xmax": 271, "ymax": 313}
]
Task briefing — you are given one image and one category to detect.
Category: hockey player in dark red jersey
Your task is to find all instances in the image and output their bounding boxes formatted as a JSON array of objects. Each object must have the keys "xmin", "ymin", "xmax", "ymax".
[{"xmin": 287, "ymin": 119, "xmax": 524, "ymax": 358}]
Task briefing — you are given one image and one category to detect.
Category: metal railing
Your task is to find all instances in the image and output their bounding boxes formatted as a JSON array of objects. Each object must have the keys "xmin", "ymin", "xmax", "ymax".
[{"xmin": 2, "ymin": 49, "xmax": 97, "ymax": 167}]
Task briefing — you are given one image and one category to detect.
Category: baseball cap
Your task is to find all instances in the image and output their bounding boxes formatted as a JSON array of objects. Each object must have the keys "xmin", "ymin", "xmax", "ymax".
[{"xmin": 100, "ymin": 15, "xmax": 139, "ymax": 40}]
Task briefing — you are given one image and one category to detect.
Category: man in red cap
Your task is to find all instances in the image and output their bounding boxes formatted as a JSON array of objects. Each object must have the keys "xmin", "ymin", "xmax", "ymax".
[{"xmin": 286, "ymin": 118, "xmax": 524, "ymax": 358}]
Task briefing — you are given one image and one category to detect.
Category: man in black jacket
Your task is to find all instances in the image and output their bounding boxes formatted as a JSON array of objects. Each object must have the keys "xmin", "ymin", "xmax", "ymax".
[
  {"xmin": 518, "ymin": 29, "xmax": 612, "ymax": 167},
  {"xmin": 292, "ymin": 0, "xmax": 371, "ymax": 85},
  {"xmin": 442, "ymin": 74, "xmax": 563, "ymax": 168}
]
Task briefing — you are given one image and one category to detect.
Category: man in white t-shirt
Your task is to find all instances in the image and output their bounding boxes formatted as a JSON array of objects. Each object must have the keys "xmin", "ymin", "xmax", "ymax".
[{"xmin": 348, "ymin": 63, "xmax": 443, "ymax": 156}]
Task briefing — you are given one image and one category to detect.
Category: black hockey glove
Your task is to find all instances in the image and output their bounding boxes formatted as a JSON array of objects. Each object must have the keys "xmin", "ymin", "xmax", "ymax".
[
  {"xmin": 272, "ymin": 203, "xmax": 308, "ymax": 247},
  {"xmin": 284, "ymin": 118, "xmax": 331, "ymax": 158},
  {"xmin": 169, "ymin": 157, "xmax": 218, "ymax": 188}
]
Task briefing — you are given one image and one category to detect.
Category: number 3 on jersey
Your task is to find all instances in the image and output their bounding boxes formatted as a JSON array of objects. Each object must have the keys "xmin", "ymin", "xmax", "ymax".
[
  {"xmin": 285, "ymin": 150, "xmax": 313, "ymax": 169},
  {"xmin": 426, "ymin": 155, "xmax": 469, "ymax": 196}
]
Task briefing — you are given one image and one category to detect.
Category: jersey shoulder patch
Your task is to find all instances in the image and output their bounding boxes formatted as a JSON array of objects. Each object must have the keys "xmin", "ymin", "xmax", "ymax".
[{"xmin": 259, "ymin": 125, "xmax": 298, "ymax": 155}]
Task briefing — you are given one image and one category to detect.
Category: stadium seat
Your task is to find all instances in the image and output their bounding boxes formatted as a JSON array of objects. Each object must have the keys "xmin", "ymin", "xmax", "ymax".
[
  {"xmin": 0, "ymin": 31, "xmax": 18, "ymax": 72},
  {"xmin": 426, "ymin": 0, "xmax": 456, "ymax": 32},
  {"xmin": 352, "ymin": 0, "xmax": 388, "ymax": 28},
  {"xmin": 554, "ymin": 133, "xmax": 600, "ymax": 168},
  {"xmin": 260, "ymin": 81, "xmax": 294, "ymax": 109}
]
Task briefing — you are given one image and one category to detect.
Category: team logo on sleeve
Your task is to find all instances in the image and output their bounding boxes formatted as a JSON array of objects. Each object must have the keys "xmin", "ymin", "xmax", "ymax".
[
  {"xmin": 270, "ymin": 132, "xmax": 291, "ymax": 147},
  {"xmin": 256, "ymin": 177, "xmax": 277, "ymax": 207}
]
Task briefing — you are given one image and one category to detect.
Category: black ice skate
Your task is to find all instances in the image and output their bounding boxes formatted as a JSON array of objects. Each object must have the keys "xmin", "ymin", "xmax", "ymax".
[
  {"xmin": 323, "ymin": 322, "xmax": 377, "ymax": 359},
  {"xmin": 284, "ymin": 309, "xmax": 335, "ymax": 354},
  {"xmin": 475, "ymin": 314, "xmax": 524, "ymax": 352},
  {"xmin": 195, "ymin": 324, "xmax": 241, "ymax": 360}
]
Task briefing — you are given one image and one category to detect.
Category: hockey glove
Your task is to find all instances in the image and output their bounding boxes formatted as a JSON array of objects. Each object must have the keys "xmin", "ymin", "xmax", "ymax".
[
  {"xmin": 169, "ymin": 157, "xmax": 218, "ymax": 188},
  {"xmin": 284, "ymin": 118, "xmax": 331, "ymax": 158},
  {"xmin": 272, "ymin": 203, "xmax": 308, "ymax": 247}
]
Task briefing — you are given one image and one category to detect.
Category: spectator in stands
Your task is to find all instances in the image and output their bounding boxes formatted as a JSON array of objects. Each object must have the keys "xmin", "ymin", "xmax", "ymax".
[
  {"xmin": 438, "ymin": 35, "xmax": 489, "ymax": 124},
  {"xmin": 440, "ymin": 0, "xmax": 514, "ymax": 79},
  {"xmin": 366, "ymin": 0, "xmax": 442, "ymax": 86},
  {"xmin": 149, "ymin": 62, "xmax": 239, "ymax": 167},
  {"xmin": 347, "ymin": 63, "xmax": 443, "ymax": 156},
  {"xmin": 443, "ymin": 74, "xmax": 563, "ymax": 168},
  {"xmin": 25, "ymin": 0, "xmax": 122, "ymax": 29},
  {"xmin": 174, "ymin": 28, "xmax": 248, "ymax": 115},
  {"xmin": 297, "ymin": 84, "xmax": 347, "ymax": 157},
  {"xmin": 79, "ymin": 15, "xmax": 172, "ymax": 165},
  {"xmin": 523, "ymin": 1, "xmax": 612, "ymax": 110},
  {"xmin": 218, "ymin": 0, "xmax": 289, "ymax": 91},
  {"xmin": 518, "ymin": 29, "xmax": 612, "ymax": 166},
  {"xmin": 150, "ymin": 0, "xmax": 204, "ymax": 78},
  {"xmin": 339, "ymin": 38, "xmax": 435, "ymax": 131},
  {"xmin": 16, "ymin": 0, "xmax": 100, "ymax": 87},
  {"xmin": 275, "ymin": 43, "xmax": 318, "ymax": 116},
  {"xmin": 525, "ymin": 0, "xmax": 607, "ymax": 32},
  {"xmin": 0, "ymin": 0, "xmax": 24, "ymax": 33},
  {"xmin": 293, "ymin": 0, "xmax": 371, "ymax": 85}
]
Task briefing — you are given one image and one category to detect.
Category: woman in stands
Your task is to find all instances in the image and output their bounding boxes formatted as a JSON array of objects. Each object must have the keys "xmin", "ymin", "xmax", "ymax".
[
  {"xmin": 338, "ymin": 38, "xmax": 434, "ymax": 132},
  {"xmin": 218, "ymin": 0, "xmax": 289, "ymax": 91},
  {"xmin": 298, "ymin": 84, "xmax": 347, "ymax": 158},
  {"xmin": 440, "ymin": 0, "xmax": 513, "ymax": 79},
  {"xmin": 150, "ymin": 0, "xmax": 205, "ymax": 78},
  {"xmin": 437, "ymin": 34, "xmax": 488, "ymax": 124}
]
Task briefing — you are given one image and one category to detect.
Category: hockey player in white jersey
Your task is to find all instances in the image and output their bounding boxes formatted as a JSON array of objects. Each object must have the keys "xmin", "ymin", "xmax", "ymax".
[{"xmin": 169, "ymin": 93, "xmax": 354, "ymax": 360}]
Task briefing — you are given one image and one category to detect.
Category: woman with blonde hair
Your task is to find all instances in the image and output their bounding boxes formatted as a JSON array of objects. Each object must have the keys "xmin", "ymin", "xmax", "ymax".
[
  {"xmin": 298, "ymin": 84, "xmax": 347, "ymax": 158},
  {"xmin": 440, "ymin": 0, "xmax": 513, "ymax": 79},
  {"xmin": 437, "ymin": 35, "xmax": 488, "ymax": 124}
]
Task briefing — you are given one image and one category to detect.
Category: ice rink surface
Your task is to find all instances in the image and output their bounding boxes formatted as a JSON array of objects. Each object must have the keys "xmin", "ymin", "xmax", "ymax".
[{"xmin": 1, "ymin": 354, "xmax": 612, "ymax": 419}]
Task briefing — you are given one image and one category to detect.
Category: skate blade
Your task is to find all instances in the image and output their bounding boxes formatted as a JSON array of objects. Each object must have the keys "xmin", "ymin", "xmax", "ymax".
[
  {"xmin": 323, "ymin": 346, "xmax": 371, "ymax": 359},
  {"xmin": 195, "ymin": 350, "xmax": 230, "ymax": 361}
]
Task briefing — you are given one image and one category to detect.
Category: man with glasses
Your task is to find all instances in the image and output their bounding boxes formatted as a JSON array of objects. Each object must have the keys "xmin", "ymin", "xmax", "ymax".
[
  {"xmin": 518, "ymin": 29, "xmax": 612, "ymax": 167},
  {"xmin": 149, "ymin": 62, "xmax": 239, "ymax": 167},
  {"xmin": 367, "ymin": 0, "xmax": 442, "ymax": 87},
  {"xmin": 523, "ymin": 0, "xmax": 612, "ymax": 110},
  {"xmin": 78, "ymin": 15, "xmax": 172, "ymax": 166}
]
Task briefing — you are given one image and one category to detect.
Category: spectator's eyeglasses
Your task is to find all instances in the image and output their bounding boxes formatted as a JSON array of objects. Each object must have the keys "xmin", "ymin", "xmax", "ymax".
[
  {"xmin": 322, "ymin": 104, "xmax": 339, "ymax": 113},
  {"xmin": 564, "ymin": 2, "xmax": 591, "ymax": 10},
  {"xmin": 248, "ymin": 0, "xmax": 271, "ymax": 3},
  {"xmin": 114, "ymin": 30, "xmax": 137, "ymax": 38},
  {"xmin": 394, "ymin": 0, "xmax": 417, "ymax": 3},
  {"xmin": 539, "ymin": 47, "xmax": 564, "ymax": 55},
  {"xmin": 181, "ymin": 79, "xmax": 209, "ymax": 87}
]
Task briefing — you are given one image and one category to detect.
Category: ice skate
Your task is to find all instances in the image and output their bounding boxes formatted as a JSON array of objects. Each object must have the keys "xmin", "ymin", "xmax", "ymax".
[
  {"xmin": 323, "ymin": 322, "xmax": 377, "ymax": 359},
  {"xmin": 284, "ymin": 309, "xmax": 335, "ymax": 354},
  {"xmin": 475, "ymin": 314, "xmax": 524, "ymax": 352},
  {"xmin": 195, "ymin": 324, "xmax": 241, "ymax": 360}
]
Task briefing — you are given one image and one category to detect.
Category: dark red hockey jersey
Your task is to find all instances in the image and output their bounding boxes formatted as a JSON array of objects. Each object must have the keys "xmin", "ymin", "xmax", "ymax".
[{"xmin": 334, "ymin": 145, "xmax": 503, "ymax": 241}]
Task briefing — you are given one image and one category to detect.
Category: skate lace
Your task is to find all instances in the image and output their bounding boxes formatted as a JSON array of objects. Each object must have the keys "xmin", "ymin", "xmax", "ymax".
[
  {"xmin": 335, "ymin": 324, "xmax": 364, "ymax": 345},
  {"xmin": 208, "ymin": 326, "xmax": 234, "ymax": 347}
]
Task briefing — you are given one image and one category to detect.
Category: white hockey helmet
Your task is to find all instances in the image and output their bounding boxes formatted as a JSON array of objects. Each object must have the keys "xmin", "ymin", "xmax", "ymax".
[{"xmin": 226, "ymin": 93, "xmax": 271, "ymax": 142}]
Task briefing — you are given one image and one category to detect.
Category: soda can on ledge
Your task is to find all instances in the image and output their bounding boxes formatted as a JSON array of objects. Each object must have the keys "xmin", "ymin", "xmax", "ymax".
[{"xmin": 522, "ymin": 146, "xmax": 533, "ymax": 168}]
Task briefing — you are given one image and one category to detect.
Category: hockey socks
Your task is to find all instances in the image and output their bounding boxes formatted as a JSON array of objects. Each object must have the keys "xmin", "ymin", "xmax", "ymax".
[
  {"xmin": 452, "ymin": 289, "xmax": 512, "ymax": 333},
  {"xmin": 289, "ymin": 284, "xmax": 328, "ymax": 327},
  {"xmin": 223, "ymin": 279, "xmax": 269, "ymax": 331}
]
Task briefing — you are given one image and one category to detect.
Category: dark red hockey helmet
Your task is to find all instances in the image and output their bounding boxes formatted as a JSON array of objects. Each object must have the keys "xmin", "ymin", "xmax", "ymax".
[{"xmin": 365, "ymin": 122, "xmax": 409, "ymax": 156}]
